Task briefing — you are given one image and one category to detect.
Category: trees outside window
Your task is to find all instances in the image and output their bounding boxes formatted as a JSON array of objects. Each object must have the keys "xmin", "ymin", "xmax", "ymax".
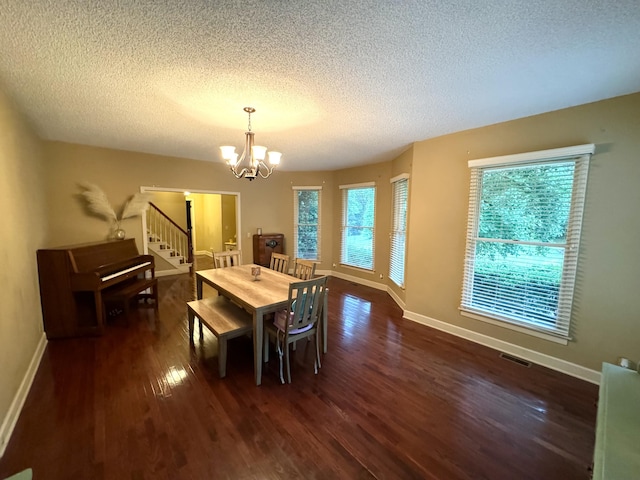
[
  {"xmin": 461, "ymin": 145, "xmax": 593, "ymax": 340},
  {"xmin": 293, "ymin": 187, "xmax": 320, "ymax": 260},
  {"xmin": 340, "ymin": 183, "xmax": 376, "ymax": 270}
]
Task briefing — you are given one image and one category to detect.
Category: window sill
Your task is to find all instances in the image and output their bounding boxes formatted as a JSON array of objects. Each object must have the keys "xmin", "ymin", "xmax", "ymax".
[
  {"xmin": 459, "ymin": 309, "xmax": 569, "ymax": 345},
  {"xmin": 338, "ymin": 263, "xmax": 375, "ymax": 274}
]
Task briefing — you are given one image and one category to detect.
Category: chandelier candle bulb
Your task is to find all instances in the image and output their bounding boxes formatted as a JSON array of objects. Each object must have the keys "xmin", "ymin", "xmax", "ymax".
[
  {"xmin": 220, "ymin": 145, "xmax": 236, "ymax": 159},
  {"xmin": 252, "ymin": 145, "xmax": 267, "ymax": 160},
  {"xmin": 268, "ymin": 151, "xmax": 282, "ymax": 165}
]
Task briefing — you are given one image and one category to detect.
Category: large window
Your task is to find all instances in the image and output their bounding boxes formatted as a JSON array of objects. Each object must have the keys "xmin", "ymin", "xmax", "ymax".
[
  {"xmin": 340, "ymin": 183, "xmax": 376, "ymax": 270},
  {"xmin": 389, "ymin": 174, "xmax": 409, "ymax": 287},
  {"xmin": 461, "ymin": 144, "xmax": 594, "ymax": 341},
  {"xmin": 293, "ymin": 186, "xmax": 321, "ymax": 260}
]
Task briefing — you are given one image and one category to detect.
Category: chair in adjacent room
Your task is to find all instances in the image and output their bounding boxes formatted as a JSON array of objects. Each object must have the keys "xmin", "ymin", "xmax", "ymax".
[
  {"xmin": 269, "ymin": 252, "xmax": 290, "ymax": 274},
  {"xmin": 291, "ymin": 258, "xmax": 316, "ymax": 280},
  {"xmin": 263, "ymin": 275, "xmax": 328, "ymax": 383},
  {"xmin": 213, "ymin": 249, "xmax": 242, "ymax": 268}
]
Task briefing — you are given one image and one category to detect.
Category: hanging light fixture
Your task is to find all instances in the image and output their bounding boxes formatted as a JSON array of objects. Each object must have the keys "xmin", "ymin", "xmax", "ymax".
[{"xmin": 220, "ymin": 107, "xmax": 281, "ymax": 181}]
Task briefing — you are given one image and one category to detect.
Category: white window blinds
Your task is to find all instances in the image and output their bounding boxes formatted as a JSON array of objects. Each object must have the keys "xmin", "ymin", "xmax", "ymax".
[
  {"xmin": 340, "ymin": 183, "xmax": 376, "ymax": 270},
  {"xmin": 293, "ymin": 186, "xmax": 321, "ymax": 261},
  {"xmin": 461, "ymin": 144, "xmax": 594, "ymax": 339},
  {"xmin": 389, "ymin": 174, "xmax": 409, "ymax": 287}
]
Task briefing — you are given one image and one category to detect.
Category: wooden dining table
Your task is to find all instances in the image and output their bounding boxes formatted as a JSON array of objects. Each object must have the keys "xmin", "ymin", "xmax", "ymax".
[{"xmin": 196, "ymin": 264, "xmax": 327, "ymax": 386}]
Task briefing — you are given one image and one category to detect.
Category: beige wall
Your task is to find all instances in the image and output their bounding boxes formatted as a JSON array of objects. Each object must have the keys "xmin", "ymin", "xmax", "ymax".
[
  {"xmin": 405, "ymin": 92, "xmax": 640, "ymax": 371},
  {"xmin": 151, "ymin": 191, "xmax": 188, "ymax": 231},
  {"xmin": 41, "ymin": 142, "xmax": 336, "ymax": 269},
  {"xmin": 0, "ymin": 89, "xmax": 47, "ymax": 451},
  {"xmin": 221, "ymin": 194, "xmax": 237, "ymax": 247},
  {"xmin": 193, "ymin": 193, "xmax": 223, "ymax": 253}
]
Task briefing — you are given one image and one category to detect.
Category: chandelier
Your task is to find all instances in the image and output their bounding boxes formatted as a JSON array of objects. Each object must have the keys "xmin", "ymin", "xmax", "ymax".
[{"xmin": 220, "ymin": 107, "xmax": 281, "ymax": 180}]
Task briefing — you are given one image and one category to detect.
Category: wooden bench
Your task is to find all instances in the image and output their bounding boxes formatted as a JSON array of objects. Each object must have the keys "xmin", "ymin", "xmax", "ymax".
[
  {"xmin": 103, "ymin": 277, "xmax": 158, "ymax": 322},
  {"xmin": 187, "ymin": 296, "xmax": 253, "ymax": 378}
]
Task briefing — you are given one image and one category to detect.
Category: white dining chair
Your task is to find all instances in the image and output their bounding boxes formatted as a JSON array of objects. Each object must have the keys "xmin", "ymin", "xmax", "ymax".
[{"xmin": 263, "ymin": 275, "xmax": 328, "ymax": 383}]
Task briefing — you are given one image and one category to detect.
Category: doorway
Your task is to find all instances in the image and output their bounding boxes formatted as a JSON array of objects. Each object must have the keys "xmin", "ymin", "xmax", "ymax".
[{"xmin": 140, "ymin": 186, "xmax": 241, "ymax": 273}]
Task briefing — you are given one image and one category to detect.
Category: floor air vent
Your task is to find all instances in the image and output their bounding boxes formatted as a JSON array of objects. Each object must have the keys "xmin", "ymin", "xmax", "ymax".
[{"xmin": 499, "ymin": 353, "xmax": 531, "ymax": 368}]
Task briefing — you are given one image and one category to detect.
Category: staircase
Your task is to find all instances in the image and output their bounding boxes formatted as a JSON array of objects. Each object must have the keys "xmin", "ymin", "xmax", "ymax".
[
  {"xmin": 147, "ymin": 232, "xmax": 191, "ymax": 274},
  {"xmin": 147, "ymin": 202, "xmax": 193, "ymax": 275}
]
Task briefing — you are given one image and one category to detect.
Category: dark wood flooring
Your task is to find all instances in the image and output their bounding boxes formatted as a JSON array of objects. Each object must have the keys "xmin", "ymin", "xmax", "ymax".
[{"xmin": 0, "ymin": 256, "xmax": 598, "ymax": 479}]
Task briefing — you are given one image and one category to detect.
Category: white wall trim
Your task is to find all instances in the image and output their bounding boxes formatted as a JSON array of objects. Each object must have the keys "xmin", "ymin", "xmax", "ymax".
[
  {"xmin": 0, "ymin": 333, "xmax": 47, "ymax": 458},
  {"xmin": 460, "ymin": 309, "xmax": 569, "ymax": 345},
  {"xmin": 403, "ymin": 309, "xmax": 600, "ymax": 385},
  {"xmin": 195, "ymin": 250, "xmax": 212, "ymax": 257},
  {"xmin": 390, "ymin": 173, "xmax": 410, "ymax": 183},
  {"xmin": 326, "ymin": 270, "xmax": 406, "ymax": 310},
  {"xmin": 339, "ymin": 181, "xmax": 375, "ymax": 189},
  {"xmin": 329, "ymin": 270, "xmax": 386, "ymax": 291},
  {"xmin": 468, "ymin": 143, "xmax": 595, "ymax": 168},
  {"xmin": 387, "ymin": 287, "xmax": 406, "ymax": 311}
]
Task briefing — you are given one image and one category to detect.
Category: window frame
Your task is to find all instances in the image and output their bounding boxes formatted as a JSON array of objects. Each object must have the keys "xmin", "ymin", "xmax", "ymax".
[
  {"xmin": 292, "ymin": 186, "xmax": 322, "ymax": 261},
  {"xmin": 389, "ymin": 174, "xmax": 409, "ymax": 288},
  {"xmin": 460, "ymin": 144, "xmax": 594, "ymax": 344},
  {"xmin": 339, "ymin": 182, "xmax": 376, "ymax": 271}
]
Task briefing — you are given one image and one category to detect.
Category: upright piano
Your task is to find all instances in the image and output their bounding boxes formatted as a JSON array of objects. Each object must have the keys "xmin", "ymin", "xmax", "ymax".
[{"xmin": 37, "ymin": 239, "xmax": 155, "ymax": 339}]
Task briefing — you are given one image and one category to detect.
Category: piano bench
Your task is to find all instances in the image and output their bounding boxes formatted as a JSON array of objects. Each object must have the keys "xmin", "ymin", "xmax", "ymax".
[
  {"xmin": 103, "ymin": 277, "xmax": 158, "ymax": 323},
  {"xmin": 187, "ymin": 297, "xmax": 253, "ymax": 378}
]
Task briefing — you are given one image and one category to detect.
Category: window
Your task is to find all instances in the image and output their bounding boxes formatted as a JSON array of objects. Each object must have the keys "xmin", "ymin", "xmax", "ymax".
[
  {"xmin": 340, "ymin": 183, "xmax": 376, "ymax": 270},
  {"xmin": 389, "ymin": 174, "xmax": 409, "ymax": 287},
  {"xmin": 461, "ymin": 144, "xmax": 594, "ymax": 341},
  {"xmin": 293, "ymin": 186, "xmax": 321, "ymax": 260}
]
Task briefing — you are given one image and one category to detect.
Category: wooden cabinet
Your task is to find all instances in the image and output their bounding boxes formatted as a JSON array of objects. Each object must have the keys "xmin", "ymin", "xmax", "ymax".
[{"xmin": 252, "ymin": 233, "xmax": 284, "ymax": 267}]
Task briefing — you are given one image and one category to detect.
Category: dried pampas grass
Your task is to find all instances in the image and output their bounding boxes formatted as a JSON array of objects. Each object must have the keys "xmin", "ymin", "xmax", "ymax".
[
  {"xmin": 80, "ymin": 182, "xmax": 151, "ymax": 225},
  {"xmin": 121, "ymin": 192, "xmax": 152, "ymax": 219},
  {"xmin": 80, "ymin": 182, "xmax": 117, "ymax": 222}
]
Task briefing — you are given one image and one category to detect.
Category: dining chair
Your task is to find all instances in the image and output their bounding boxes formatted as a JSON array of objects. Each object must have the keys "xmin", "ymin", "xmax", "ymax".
[
  {"xmin": 213, "ymin": 249, "xmax": 242, "ymax": 268},
  {"xmin": 269, "ymin": 252, "xmax": 290, "ymax": 274},
  {"xmin": 291, "ymin": 258, "xmax": 316, "ymax": 280},
  {"xmin": 263, "ymin": 275, "xmax": 328, "ymax": 384}
]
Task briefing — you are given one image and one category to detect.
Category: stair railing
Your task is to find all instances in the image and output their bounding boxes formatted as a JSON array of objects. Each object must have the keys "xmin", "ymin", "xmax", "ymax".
[{"xmin": 147, "ymin": 202, "xmax": 193, "ymax": 264}]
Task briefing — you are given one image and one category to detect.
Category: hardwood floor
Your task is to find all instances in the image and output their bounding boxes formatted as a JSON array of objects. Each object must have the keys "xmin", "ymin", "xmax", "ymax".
[{"xmin": 0, "ymin": 256, "xmax": 597, "ymax": 479}]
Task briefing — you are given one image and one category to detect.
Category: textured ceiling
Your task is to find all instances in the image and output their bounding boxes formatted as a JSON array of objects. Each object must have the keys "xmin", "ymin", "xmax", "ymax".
[{"xmin": 1, "ymin": 1, "xmax": 640, "ymax": 171}]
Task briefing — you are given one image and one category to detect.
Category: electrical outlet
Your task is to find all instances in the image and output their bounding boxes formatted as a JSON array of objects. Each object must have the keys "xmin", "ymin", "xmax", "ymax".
[
  {"xmin": 332, "ymin": 263, "xmax": 336, "ymax": 268},
  {"xmin": 379, "ymin": 274, "xmax": 383, "ymax": 279}
]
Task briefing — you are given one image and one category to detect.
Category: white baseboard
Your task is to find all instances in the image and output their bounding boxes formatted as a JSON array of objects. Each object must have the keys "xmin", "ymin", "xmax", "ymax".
[
  {"xmin": 195, "ymin": 250, "xmax": 212, "ymax": 257},
  {"xmin": 387, "ymin": 287, "xmax": 406, "ymax": 311},
  {"xmin": 326, "ymin": 270, "xmax": 406, "ymax": 310},
  {"xmin": 403, "ymin": 310, "xmax": 601, "ymax": 385},
  {"xmin": 329, "ymin": 270, "xmax": 386, "ymax": 291},
  {"xmin": 0, "ymin": 332, "xmax": 48, "ymax": 458}
]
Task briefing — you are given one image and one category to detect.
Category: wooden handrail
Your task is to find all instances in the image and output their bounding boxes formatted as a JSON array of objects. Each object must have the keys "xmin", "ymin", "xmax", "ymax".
[
  {"xmin": 147, "ymin": 202, "xmax": 193, "ymax": 264},
  {"xmin": 149, "ymin": 202, "xmax": 188, "ymax": 236}
]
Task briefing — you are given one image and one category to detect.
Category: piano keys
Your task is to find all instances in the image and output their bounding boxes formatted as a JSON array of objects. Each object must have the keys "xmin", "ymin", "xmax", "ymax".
[{"xmin": 37, "ymin": 239, "xmax": 156, "ymax": 339}]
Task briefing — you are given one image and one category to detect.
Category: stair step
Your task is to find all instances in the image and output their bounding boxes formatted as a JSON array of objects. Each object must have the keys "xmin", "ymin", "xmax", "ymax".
[{"xmin": 147, "ymin": 232, "xmax": 189, "ymax": 271}]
